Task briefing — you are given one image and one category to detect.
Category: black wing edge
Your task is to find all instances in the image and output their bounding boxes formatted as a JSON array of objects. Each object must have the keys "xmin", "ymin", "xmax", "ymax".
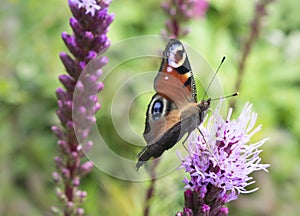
[{"xmin": 136, "ymin": 123, "xmax": 182, "ymax": 171}]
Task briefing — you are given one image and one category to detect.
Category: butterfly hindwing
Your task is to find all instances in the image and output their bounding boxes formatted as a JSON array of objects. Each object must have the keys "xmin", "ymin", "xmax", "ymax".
[{"xmin": 143, "ymin": 94, "xmax": 180, "ymax": 145}]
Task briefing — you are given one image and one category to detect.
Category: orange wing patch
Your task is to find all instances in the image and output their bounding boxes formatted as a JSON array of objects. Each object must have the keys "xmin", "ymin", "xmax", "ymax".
[{"xmin": 160, "ymin": 61, "xmax": 192, "ymax": 90}]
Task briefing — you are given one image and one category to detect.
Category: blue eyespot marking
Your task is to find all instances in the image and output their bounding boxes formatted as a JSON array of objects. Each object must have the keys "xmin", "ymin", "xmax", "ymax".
[{"xmin": 152, "ymin": 100, "xmax": 163, "ymax": 120}]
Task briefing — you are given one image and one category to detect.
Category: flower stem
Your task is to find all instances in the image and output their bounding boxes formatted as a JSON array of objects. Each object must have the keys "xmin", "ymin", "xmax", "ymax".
[
  {"xmin": 231, "ymin": 0, "xmax": 274, "ymax": 108},
  {"xmin": 143, "ymin": 159, "xmax": 160, "ymax": 216}
]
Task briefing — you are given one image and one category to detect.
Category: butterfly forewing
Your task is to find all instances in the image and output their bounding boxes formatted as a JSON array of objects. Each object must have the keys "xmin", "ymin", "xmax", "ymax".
[{"xmin": 155, "ymin": 39, "xmax": 197, "ymax": 107}]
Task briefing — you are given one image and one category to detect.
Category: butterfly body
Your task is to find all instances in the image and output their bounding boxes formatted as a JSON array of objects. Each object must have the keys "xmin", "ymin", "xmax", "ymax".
[{"xmin": 136, "ymin": 39, "xmax": 210, "ymax": 170}]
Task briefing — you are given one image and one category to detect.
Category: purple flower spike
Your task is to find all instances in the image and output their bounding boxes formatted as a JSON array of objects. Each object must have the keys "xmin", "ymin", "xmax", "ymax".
[
  {"xmin": 52, "ymin": 0, "xmax": 113, "ymax": 215},
  {"xmin": 177, "ymin": 101, "xmax": 270, "ymax": 215},
  {"xmin": 161, "ymin": 0, "xmax": 209, "ymax": 38}
]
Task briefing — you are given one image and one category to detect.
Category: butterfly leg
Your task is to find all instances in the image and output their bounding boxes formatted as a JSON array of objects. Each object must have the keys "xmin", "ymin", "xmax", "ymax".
[
  {"xmin": 197, "ymin": 127, "xmax": 213, "ymax": 153},
  {"xmin": 181, "ymin": 133, "xmax": 191, "ymax": 153},
  {"xmin": 197, "ymin": 127, "xmax": 220, "ymax": 166},
  {"xmin": 197, "ymin": 128, "xmax": 209, "ymax": 142}
]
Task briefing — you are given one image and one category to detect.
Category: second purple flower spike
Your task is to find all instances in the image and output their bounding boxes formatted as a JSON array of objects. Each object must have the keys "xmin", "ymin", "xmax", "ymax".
[{"xmin": 177, "ymin": 101, "xmax": 270, "ymax": 215}]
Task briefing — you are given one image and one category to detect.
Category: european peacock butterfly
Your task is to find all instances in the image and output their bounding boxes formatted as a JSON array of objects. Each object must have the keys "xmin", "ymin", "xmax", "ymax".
[{"xmin": 136, "ymin": 39, "xmax": 211, "ymax": 170}]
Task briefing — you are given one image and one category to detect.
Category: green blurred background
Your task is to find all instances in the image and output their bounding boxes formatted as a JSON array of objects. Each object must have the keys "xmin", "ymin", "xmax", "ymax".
[{"xmin": 1, "ymin": 0, "xmax": 300, "ymax": 215}]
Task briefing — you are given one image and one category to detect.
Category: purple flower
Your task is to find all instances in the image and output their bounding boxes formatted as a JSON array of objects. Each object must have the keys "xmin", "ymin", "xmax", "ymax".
[
  {"xmin": 74, "ymin": 0, "xmax": 101, "ymax": 16},
  {"xmin": 192, "ymin": 0, "xmax": 209, "ymax": 18},
  {"xmin": 161, "ymin": 0, "xmax": 209, "ymax": 38},
  {"xmin": 177, "ymin": 101, "xmax": 269, "ymax": 215},
  {"xmin": 52, "ymin": 0, "xmax": 113, "ymax": 215}
]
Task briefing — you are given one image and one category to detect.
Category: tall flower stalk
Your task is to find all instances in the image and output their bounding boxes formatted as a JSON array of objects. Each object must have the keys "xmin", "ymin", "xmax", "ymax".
[
  {"xmin": 231, "ymin": 0, "xmax": 274, "ymax": 108},
  {"xmin": 51, "ymin": 0, "xmax": 113, "ymax": 215},
  {"xmin": 177, "ymin": 101, "xmax": 269, "ymax": 215}
]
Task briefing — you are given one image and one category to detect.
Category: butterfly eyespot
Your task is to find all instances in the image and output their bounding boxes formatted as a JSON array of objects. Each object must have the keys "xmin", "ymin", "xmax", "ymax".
[
  {"xmin": 152, "ymin": 100, "xmax": 163, "ymax": 120},
  {"xmin": 164, "ymin": 76, "xmax": 169, "ymax": 80},
  {"xmin": 168, "ymin": 43, "xmax": 186, "ymax": 68}
]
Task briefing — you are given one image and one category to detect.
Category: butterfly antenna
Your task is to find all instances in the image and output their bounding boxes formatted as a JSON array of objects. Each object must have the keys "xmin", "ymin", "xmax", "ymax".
[
  {"xmin": 202, "ymin": 56, "xmax": 226, "ymax": 100},
  {"xmin": 210, "ymin": 92, "xmax": 239, "ymax": 101}
]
